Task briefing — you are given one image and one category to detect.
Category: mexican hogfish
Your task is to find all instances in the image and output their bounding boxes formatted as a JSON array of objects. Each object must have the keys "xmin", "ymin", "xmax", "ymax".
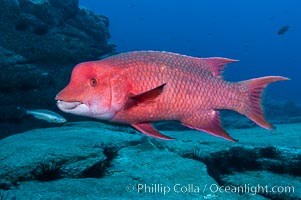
[{"xmin": 56, "ymin": 51, "xmax": 288, "ymax": 141}]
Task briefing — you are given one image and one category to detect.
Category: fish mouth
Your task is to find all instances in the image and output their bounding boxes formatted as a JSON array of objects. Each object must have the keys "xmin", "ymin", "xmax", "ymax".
[{"xmin": 56, "ymin": 100, "xmax": 82, "ymax": 110}]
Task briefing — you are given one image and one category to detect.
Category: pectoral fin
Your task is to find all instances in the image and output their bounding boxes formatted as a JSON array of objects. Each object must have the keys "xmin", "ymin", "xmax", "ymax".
[
  {"xmin": 132, "ymin": 122, "xmax": 175, "ymax": 140},
  {"xmin": 125, "ymin": 83, "xmax": 166, "ymax": 109}
]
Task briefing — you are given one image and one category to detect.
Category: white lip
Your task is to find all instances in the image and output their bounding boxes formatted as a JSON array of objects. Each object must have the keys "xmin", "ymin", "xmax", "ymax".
[
  {"xmin": 56, "ymin": 100, "xmax": 115, "ymax": 120},
  {"xmin": 56, "ymin": 100, "xmax": 82, "ymax": 110}
]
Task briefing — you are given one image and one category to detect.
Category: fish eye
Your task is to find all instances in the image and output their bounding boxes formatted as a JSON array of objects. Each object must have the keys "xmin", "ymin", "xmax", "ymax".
[{"xmin": 90, "ymin": 78, "xmax": 98, "ymax": 87}]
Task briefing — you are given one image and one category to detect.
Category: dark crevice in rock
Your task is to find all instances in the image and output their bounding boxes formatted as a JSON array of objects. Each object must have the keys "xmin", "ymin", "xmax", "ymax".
[
  {"xmin": 0, "ymin": 160, "xmax": 65, "ymax": 190},
  {"xmin": 258, "ymin": 146, "xmax": 280, "ymax": 159},
  {"xmin": 192, "ymin": 147, "xmax": 260, "ymax": 183},
  {"xmin": 82, "ymin": 141, "xmax": 141, "ymax": 179},
  {"xmin": 191, "ymin": 146, "xmax": 301, "ymax": 179},
  {"xmin": 15, "ymin": 20, "xmax": 30, "ymax": 31},
  {"xmin": 188, "ymin": 146, "xmax": 301, "ymax": 200},
  {"xmin": 260, "ymin": 157, "xmax": 301, "ymax": 177},
  {"xmin": 32, "ymin": 24, "xmax": 49, "ymax": 35},
  {"xmin": 31, "ymin": 160, "xmax": 63, "ymax": 181},
  {"xmin": 81, "ymin": 147, "xmax": 119, "ymax": 178},
  {"xmin": 80, "ymin": 160, "xmax": 108, "ymax": 178},
  {"xmin": 0, "ymin": 182, "xmax": 11, "ymax": 191},
  {"xmin": 0, "ymin": 141, "xmax": 141, "ymax": 190}
]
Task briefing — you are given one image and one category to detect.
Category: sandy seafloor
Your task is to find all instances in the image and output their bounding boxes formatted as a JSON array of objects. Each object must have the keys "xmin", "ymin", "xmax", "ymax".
[{"xmin": 0, "ymin": 121, "xmax": 300, "ymax": 200}]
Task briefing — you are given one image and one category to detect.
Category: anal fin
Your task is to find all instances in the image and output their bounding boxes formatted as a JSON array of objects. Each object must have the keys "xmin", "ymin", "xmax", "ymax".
[
  {"xmin": 181, "ymin": 110, "xmax": 237, "ymax": 142},
  {"xmin": 132, "ymin": 122, "xmax": 175, "ymax": 140}
]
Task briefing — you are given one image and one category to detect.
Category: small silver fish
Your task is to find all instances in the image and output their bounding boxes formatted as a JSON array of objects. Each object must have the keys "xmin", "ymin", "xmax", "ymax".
[{"xmin": 20, "ymin": 108, "xmax": 67, "ymax": 123}]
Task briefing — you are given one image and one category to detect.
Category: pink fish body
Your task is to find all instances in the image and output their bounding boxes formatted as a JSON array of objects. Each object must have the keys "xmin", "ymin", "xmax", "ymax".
[{"xmin": 56, "ymin": 51, "xmax": 288, "ymax": 141}]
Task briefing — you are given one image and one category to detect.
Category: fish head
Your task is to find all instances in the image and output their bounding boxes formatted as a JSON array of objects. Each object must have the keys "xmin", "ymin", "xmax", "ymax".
[{"xmin": 55, "ymin": 61, "xmax": 128, "ymax": 120}]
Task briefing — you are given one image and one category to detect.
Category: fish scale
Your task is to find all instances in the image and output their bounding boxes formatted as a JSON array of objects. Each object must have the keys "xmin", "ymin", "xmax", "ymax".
[
  {"xmin": 119, "ymin": 61, "xmax": 228, "ymax": 113},
  {"xmin": 56, "ymin": 51, "xmax": 288, "ymax": 141}
]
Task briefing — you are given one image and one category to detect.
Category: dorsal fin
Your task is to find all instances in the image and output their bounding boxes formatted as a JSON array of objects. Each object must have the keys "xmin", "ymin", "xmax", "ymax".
[
  {"xmin": 102, "ymin": 51, "xmax": 237, "ymax": 79},
  {"xmin": 199, "ymin": 57, "xmax": 238, "ymax": 78}
]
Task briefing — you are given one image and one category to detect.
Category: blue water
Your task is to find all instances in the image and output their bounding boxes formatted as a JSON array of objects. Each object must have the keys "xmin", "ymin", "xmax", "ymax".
[{"xmin": 80, "ymin": 0, "xmax": 300, "ymax": 103}]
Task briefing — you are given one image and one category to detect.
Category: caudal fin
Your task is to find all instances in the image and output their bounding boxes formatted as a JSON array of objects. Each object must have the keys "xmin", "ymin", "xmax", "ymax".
[{"xmin": 241, "ymin": 76, "xmax": 289, "ymax": 129}]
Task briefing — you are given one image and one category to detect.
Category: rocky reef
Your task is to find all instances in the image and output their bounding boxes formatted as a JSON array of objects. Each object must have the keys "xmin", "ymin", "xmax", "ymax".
[
  {"xmin": 0, "ymin": 0, "xmax": 115, "ymax": 137},
  {"xmin": 0, "ymin": 0, "xmax": 114, "ymax": 63},
  {"xmin": 0, "ymin": 121, "xmax": 300, "ymax": 199}
]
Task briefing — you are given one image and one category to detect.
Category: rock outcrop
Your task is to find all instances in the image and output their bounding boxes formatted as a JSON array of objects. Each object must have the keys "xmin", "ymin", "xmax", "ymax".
[
  {"xmin": 0, "ymin": 121, "xmax": 300, "ymax": 199},
  {"xmin": 0, "ymin": 0, "xmax": 115, "ymax": 137},
  {"xmin": 0, "ymin": 0, "xmax": 114, "ymax": 63}
]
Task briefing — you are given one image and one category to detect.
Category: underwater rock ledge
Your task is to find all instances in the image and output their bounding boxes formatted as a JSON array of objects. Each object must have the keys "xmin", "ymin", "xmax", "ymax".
[
  {"xmin": 0, "ymin": 0, "xmax": 116, "ymax": 137},
  {"xmin": 0, "ymin": 0, "xmax": 114, "ymax": 63},
  {"xmin": 0, "ymin": 121, "xmax": 300, "ymax": 199}
]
